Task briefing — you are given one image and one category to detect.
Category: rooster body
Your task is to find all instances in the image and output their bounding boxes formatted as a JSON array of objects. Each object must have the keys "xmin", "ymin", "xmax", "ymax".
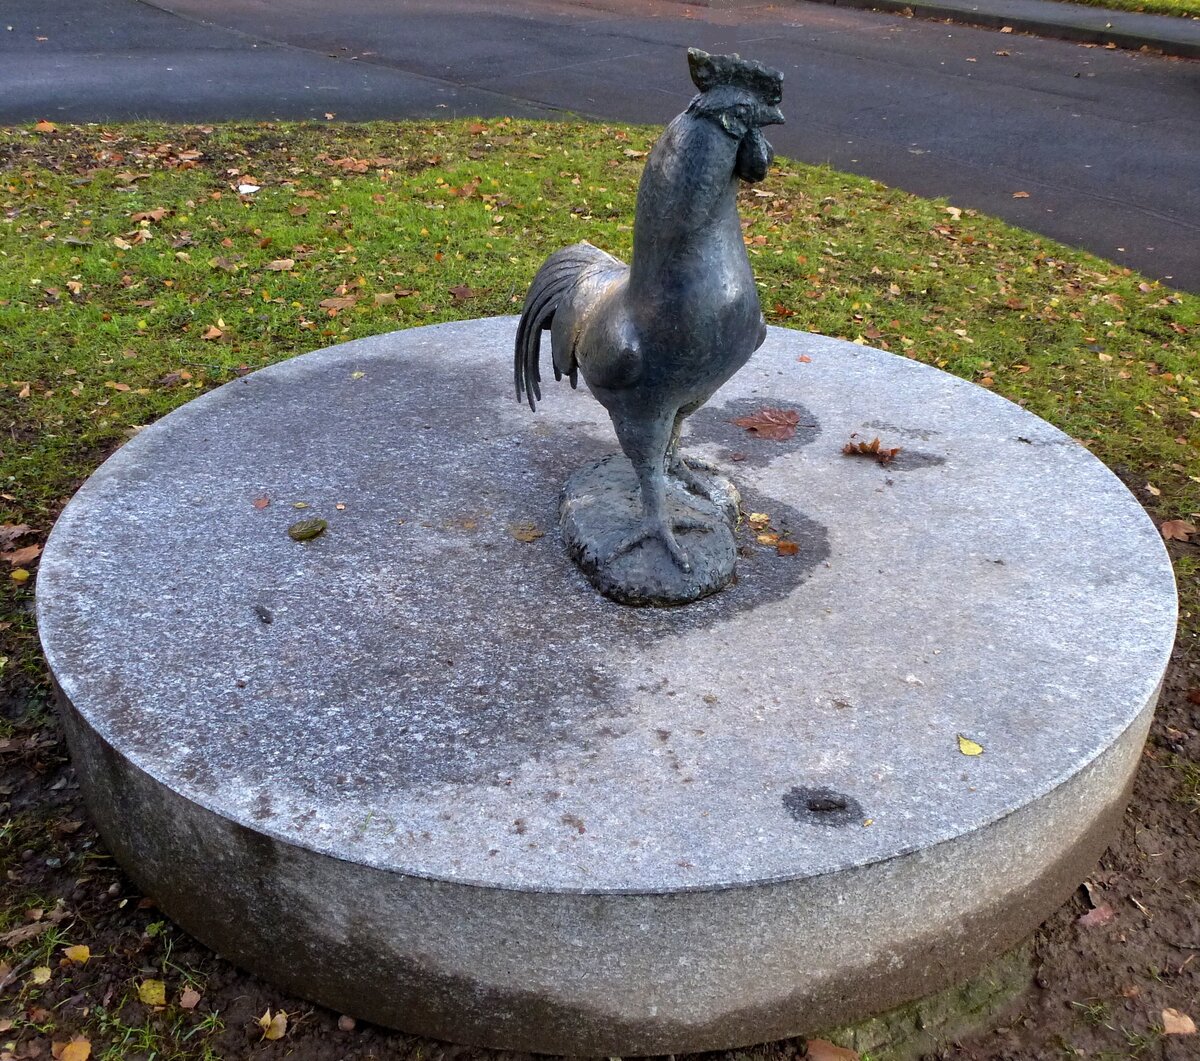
[{"xmin": 516, "ymin": 49, "xmax": 784, "ymax": 572}]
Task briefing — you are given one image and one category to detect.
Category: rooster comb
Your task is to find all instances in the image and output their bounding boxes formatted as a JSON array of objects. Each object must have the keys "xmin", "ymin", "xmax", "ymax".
[{"xmin": 687, "ymin": 48, "xmax": 783, "ymax": 105}]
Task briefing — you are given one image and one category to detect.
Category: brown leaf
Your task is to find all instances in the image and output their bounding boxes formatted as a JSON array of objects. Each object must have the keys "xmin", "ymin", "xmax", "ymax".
[
  {"xmin": 796, "ymin": 354, "xmax": 812, "ymax": 363},
  {"xmin": 201, "ymin": 326, "xmax": 224, "ymax": 341},
  {"xmin": 319, "ymin": 296, "xmax": 357, "ymax": 312},
  {"xmin": 732, "ymin": 408, "xmax": 801, "ymax": 441},
  {"xmin": 131, "ymin": 208, "xmax": 168, "ymax": 223},
  {"xmin": 34, "ymin": 119, "xmax": 59, "ymax": 133},
  {"xmin": 265, "ymin": 258, "xmax": 295, "ymax": 271},
  {"xmin": 0, "ymin": 524, "xmax": 33, "ymax": 547},
  {"xmin": 1162, "ymin": 1007, "xmax": 1197, "ymax": 1035},
  {"xmin": 805, "ymin": 1040, "xmax": 859, "ymax": 1061},
  {"xmin": 373, "ymin": 292, "xmax": 397, "ymax": 306},
  {"xmin": 58, "ymin": 1040, "xmax": 91, "ymax": 1061},
  {"xmin": 1078, "ymin": 903, "xmax": 1115, "ymax": 927},
  {"xmin": 776, "ymin": 541, "xmax": 799, "ymax": 556},
  {"xmin": 4, "ymin": 544, "xmax": 44, "ymax": 567},
  {"xmin": 1161, "ymin": 519, "xmax": 1196, "ymax": 542},
  {"xmin": 449, "ymin": 284, "xmax": 477, "ymax": 301},
  {"xmin": 509, "ymin": 521, "xmax": 544, "ymax": 543},
  {"xmin": 842, "ymin": 434, "xmax": 901, "ymax": 464},
  {"xmin": 0, "ymin": 921, "xmax": 51, "ymax": 947},
  {"xmin": 179, "ymin": 986, "xmax": 202, "ymax": 1010},
  {"xmin": 252, "ymin": 497, "xmax": 271, "ymax": 510},
  {"xmin": 1011, "ymin": 191, "xmax": 1030, "ymax": 199}
]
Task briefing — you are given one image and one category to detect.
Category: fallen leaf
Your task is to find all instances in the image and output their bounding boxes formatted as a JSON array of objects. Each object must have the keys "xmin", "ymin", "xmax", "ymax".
[
  {"xmin": 1078, "ymin": 903, "xmax": 1115, "ymax": 928},
  {"xmin": 179, "ymin": 986, "xmax": 202, "ymax": 1010},
  {"xmin": 777, "ymin": 541, "xmax": 799, "ymax": 556},
  {"xmin": 509, "ymin": 521, "xmax": 544, "ymax": 543},
  {"xmin": 112, "ymin": 237, "xmax": 133, "ymax": 251},
  {"xmin": 34, "ymin": 119, "xmax": 58, "ymax": 133},
  {"xmin": 252, "ymin": 497, "xmax": 270, "ymax": 510},
  {"xmin": 0, "ymin": 524, "xmax": 33, "ymax": 547},
  {"xmin": 0, "ymin": 920, "xmax": 53, "ymax": 946},
  {"xmin": 1161, "ymin": 519, "xmax": 1196, "ymax": 542},
  {"xmin": 265, "ymin": 258, "xmax": 295, "ymax": 271},
  {"xmin": 30, "ymin": 966, "xmax": 52, "ymax": 984},
  {"xmin": 805, "ymin": 1039, "xmax": 859, "ymax": 1060},
  {"xmin": 957, "ymin": 734, "xmax": 984, "ymax": 756},
  {"xmin": 747, "ymin": 512, "xmax": 771, "ymax": 530},
  {"xmin": 796, "ymin": 354, "xmax": 812, "ymax": 363},
  {"xmin": 1012, "ymin": 191, "xmax": 1030, "ymax": 198},
  {"xmin": 59, "ymin": 1039, "xmax": 91, "ymax": 1061},
  {"xmin": 2, "ymin": 543, "xmax": 41, "ymax": 566},
  {"xmin": 1162, "ymin": 1008, "xmax": 1196, "ymax": 1035},
  {"xmin": 842, "ymin": 434, "xmax": 901, "ymax": 464},
  {"xmin": 201, "ymin": 325, "xmax": 224, "ymax": 340},
  {"xmin": 337, "ymin": 1015, "xmax": 356, "ymax": 1032},
  {"xmin": 449, "ymin": 284, "xmax": 477, "ymax": 301},
  {"xmin": 319, "ymin": 296, "xmax": 357, "ymax": 312},
  {"xmin": 733, "ymin": 408, "xmax": 802, "ymax": 441},
  {"xmin": 131, "ymin": 208, "xmax": 168, "ymax": 223},
  {"xmin": 103, "ymin": 381, "xmax": 131, "ymax": 392},
  {"xmin": 10, "ymin": 569, "xmax": 31, "ymax": 584},
  {"xmin": 373, "ymin": 292, "xmax": 396, "ymax": 306},
  {"xmin": 62, "ymin": 945, "xmax": 90, "ymax": 964},
  {"xmin": 288, "ymin": 518, "xmax": 328, "ymax": 542},
  {"xmin": 237, "ymin": 183, "xmax": 261, "ymax": 195},
  {"xmin": 259, "ymin": 1009, "xmax": 288, "ymax": 1040},
  {"xmin": 138, "ymin": 979, "xmax": 167, "ymax": 1006}
]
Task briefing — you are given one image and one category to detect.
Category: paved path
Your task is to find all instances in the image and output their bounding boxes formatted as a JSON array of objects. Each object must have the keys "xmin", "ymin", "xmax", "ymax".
[{"xmin": 3, "ymin": 0, "xmax": 1198, "ymax": 290}]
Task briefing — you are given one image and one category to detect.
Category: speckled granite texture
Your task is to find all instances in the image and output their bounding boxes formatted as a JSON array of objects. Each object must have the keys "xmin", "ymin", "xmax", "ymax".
[{"xmin": 38, "ymin": 318, "xmax": 1177, "ymax": 1053}]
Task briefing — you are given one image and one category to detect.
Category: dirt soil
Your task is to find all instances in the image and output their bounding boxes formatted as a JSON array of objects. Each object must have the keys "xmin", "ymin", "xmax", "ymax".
[{"xmin": 1, "ymin": 546, "xmax": 1197, "ymax": 1061}]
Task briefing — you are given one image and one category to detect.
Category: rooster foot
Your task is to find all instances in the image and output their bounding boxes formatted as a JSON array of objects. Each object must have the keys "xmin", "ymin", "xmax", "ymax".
[
  {"xmin": 669, "ymin": 455, "xmax": 722, "ymax": 501},
  {"xmin": 607, "ymin": 514, "xmax": 714, "ymax": 573}
]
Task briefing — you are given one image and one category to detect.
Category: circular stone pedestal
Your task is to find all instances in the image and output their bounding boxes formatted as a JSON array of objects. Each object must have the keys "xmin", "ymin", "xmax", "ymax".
[{"xmin": 37, "ymin": 318, "xmax": 1176, "ymax": 1055}]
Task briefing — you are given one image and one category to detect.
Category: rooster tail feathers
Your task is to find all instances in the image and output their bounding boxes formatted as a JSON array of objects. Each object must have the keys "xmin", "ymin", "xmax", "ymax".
[{"xmin": 514, "ymin": 242, "xmax": 613, "ymax": 410}]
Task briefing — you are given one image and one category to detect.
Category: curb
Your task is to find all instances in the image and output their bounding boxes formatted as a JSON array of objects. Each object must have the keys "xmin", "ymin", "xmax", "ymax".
[{"xmin": 801, "ymin": 0, "xmax": 1200, "ymax": 58}]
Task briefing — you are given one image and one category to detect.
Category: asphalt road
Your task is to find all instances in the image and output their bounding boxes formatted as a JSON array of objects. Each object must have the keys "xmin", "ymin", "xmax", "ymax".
[{"xmin": 4, "ymin": 0, "xmax": 1198, "ymax": 290}]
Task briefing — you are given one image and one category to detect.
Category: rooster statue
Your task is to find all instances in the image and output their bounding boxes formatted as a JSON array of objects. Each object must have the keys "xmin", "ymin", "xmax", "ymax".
[{"xmin": 515, "ymin": 48, "xmax": 785, "ymax": 605}]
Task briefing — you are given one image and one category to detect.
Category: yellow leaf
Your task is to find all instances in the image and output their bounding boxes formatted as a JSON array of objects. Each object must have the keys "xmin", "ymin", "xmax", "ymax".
[
  {"xmin": 60, "ymin": 1039, "xmax": 92, "ymax": 1061},
  {"xmin": 747, "ymin": 512, "xmax": 770, "ymax": 530},
  {"xmin": 11, "ymin": 568, "xmax": 31, "ymax": 583},
  {"xmin": 957, "ymin": 734, "xmax": 984, "ymax": 756},
  {"xmin": 63, "ymin": 945, "xmax": 90, "ymax": 964},
  {"xmin": 138, "ymin": 978, "xmax": 166, "ymax": 1006},
  {"xmin": 1163, "ymin": 1007, "xmax": 1196, "ymax": 1035},
  {"xmin": 259, "ymin": 1009, "xmax": 288, "ymax": 1040},
  {"xmin": 30, "ymin": 966, "xmax": 52, "ymax": 984}
]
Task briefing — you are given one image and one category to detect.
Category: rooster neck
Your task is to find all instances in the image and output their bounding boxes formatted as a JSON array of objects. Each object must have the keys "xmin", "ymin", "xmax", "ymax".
[{"xmin": 628, "ymin": 112, "xmax": 742, "ymax": 290}]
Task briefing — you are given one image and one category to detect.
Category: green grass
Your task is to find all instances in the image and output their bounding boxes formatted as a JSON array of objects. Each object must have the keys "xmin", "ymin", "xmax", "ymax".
[
  {"xmin": 1057, "ymin": 0, "xmax": 1200, "ymax": 19},
  {"xmin": 0, "ymin": 117, "xmax": 1198, "ymax": 1058}
]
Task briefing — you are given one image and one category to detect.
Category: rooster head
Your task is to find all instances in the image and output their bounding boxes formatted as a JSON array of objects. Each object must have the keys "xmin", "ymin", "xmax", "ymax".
[{"xmin": 686, "ymin": 49, "xmax": 784, "ymax": 183}]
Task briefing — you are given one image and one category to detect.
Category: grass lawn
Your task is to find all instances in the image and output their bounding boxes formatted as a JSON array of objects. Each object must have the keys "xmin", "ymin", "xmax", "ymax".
[
  {"xmin": 1, "ymin": 119, "xmax": 1198, "ymax": 1059},
  {"xmin": 1062, "ymin": 0, "xmax": 1200, "ymax": 18}
]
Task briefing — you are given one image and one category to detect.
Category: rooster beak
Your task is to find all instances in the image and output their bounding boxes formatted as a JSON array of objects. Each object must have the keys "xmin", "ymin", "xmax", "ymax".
[{"xmin": 760, "ymin": 105, "xmax": 786, "ymax": 127}]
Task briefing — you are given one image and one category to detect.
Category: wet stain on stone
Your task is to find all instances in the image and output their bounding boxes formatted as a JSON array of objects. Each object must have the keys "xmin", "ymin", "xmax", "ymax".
[
  {"xmin": 782, "ymin": 786, "xmax": 864, "ymax": 828},
  {"xmin": 888, "ymin": 449, "xmax": 946, "ymax": 472},
  {"xmin": 686, "ymin": 397, "xmax": 819, "ymax": 468}
]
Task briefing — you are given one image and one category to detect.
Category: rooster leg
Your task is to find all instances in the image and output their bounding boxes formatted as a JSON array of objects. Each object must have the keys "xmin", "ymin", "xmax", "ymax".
[
  {"xmin": 607, "ymin": 463, "xmax": 711, "ymax": 573},
  {"xmin": 665, "ymin": 412, "xmax": 720, "ymax": 500}
]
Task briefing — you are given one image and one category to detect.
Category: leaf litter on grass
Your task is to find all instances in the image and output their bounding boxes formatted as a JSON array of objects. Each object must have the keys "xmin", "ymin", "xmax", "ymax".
[{"xmin": 0, "ymin": 117, "xmax": 1198, "ymax": 1061}]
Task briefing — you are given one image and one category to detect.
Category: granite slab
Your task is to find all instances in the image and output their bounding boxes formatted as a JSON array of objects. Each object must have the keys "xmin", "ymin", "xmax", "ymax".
[{"xmin": 36, "ymin": 318, "xmax": 1177, "ymax": 1051}]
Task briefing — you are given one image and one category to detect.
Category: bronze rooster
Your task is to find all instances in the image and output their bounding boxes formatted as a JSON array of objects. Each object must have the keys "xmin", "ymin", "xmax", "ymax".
[{"xmin": 515, "ymin": 48, "xmax": 784, "ymax": 582}]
